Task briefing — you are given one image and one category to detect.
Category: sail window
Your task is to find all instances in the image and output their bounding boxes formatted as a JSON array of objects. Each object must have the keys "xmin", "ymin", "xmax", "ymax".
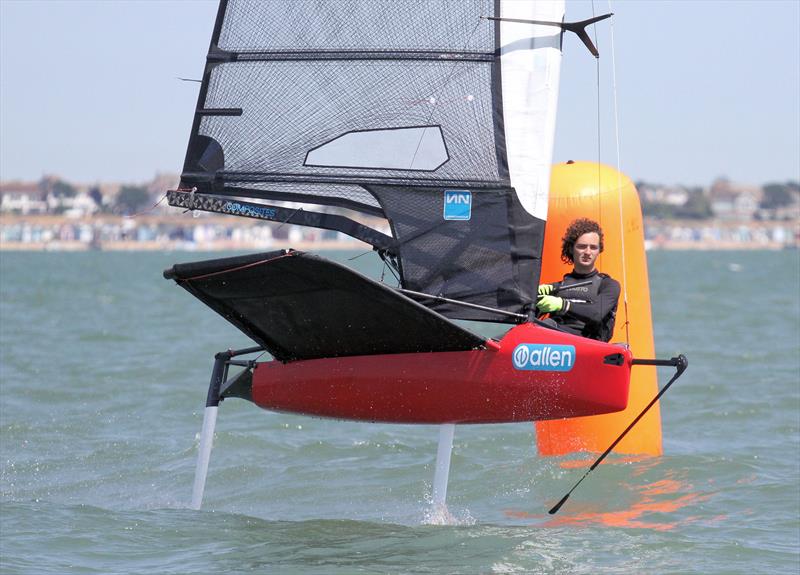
[{"xmin": 304, "ymin": 126, "xmax": 449, "ymax": 172}]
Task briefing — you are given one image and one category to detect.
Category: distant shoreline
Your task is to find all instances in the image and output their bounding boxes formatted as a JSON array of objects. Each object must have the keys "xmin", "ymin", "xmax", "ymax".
[
  {"xmin": 0, "ymin": 239, "xmax": 368, "ymax": 252},
  {"xmin": 1, "ymin": 241, "xmax": 794, "ymax": 252},
  {"xmin": 1, "ymin": 237, "xmax": 795, "ymax": 253},
  {"xmin": 1, "ymin": 213, "xmax": 797, "ymax": 252}
]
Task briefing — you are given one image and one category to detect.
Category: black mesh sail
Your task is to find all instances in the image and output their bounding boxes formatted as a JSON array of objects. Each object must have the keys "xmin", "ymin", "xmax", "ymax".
[{"xmin": 171, "ymin": 0, "xmax": 564, "ymax": 322}]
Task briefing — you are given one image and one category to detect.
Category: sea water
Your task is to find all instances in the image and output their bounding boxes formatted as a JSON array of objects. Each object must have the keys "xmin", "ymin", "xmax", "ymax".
[{"xmin": 1, "ymin": 249, "xmax": 798, "ymax": 574}]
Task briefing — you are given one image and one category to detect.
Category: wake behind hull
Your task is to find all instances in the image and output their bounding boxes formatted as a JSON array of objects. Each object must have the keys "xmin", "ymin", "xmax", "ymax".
[{"xmin": 251, "ymin": 323, "xmax": 631, "ymax": 424}]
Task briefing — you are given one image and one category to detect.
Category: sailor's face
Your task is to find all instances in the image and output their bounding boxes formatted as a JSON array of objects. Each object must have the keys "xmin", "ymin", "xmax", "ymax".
[{"xmin": 572, "ymin": 232, "xmax": 600, "ymax": 273}]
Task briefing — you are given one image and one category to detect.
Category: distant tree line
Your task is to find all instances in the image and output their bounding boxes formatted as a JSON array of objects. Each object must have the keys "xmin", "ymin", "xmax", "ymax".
[
  {"xmin": 115, "ymin": 186, "xmax": 151, "ymax": 215},
  {"xmin": 41, "ymin": 179, "xmax": 152, "ymax": 216},
  {"xmin": 760, "ymin": 182, "xmax": 799, "ymax": 210},
  {"xmin": 641, "ymin": 186, "xmax": 713, "ymax": 220},
  {"xmin": 635, "ymin": 180, "xmax": 799, "ymax": 220}
]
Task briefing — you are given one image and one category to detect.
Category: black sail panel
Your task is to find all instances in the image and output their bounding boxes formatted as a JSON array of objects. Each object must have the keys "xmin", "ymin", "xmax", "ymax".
[
  {"xmin": 172, "ymin": 0, "xmax": 565, "ymax": 323},
  {"xmin": 370, "ymin": 185, "xmax": 544, "ymax": 320}
]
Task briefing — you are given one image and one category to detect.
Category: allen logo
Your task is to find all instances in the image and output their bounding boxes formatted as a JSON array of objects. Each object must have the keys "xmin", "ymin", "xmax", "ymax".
[
  {"xmin": 512, "ymin": 344, "xmax": 575, "ymax": 372},
  {"xmin": 443, "ymin": 190, "xmax": 471, "ymax": 220}
]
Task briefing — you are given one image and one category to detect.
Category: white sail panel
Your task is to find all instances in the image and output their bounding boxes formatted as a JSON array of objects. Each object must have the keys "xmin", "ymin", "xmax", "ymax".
[{"xmin": 500, "ymin": 0, "xmax": 564, "ymax": 220}]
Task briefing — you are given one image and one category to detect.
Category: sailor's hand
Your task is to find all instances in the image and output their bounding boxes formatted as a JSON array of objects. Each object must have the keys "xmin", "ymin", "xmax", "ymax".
[
  {"xmin": 537, "ymin": 284, "xmax": 554, "ymax": 296},
  {"xmin": 536, "ymin": 295, "xmax": 564, "ymax": 313}
]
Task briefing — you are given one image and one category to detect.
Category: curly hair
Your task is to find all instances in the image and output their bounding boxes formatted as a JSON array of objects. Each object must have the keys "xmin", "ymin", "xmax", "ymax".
[{"xmin": 560, "ymin": 218, "xmax": 604, "ymax": 264}]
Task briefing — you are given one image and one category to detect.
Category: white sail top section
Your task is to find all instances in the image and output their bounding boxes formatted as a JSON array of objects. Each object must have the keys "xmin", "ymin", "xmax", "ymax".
[{"xmin": 500, "ymin": 0, "xmax": 564, "ymax": 221}]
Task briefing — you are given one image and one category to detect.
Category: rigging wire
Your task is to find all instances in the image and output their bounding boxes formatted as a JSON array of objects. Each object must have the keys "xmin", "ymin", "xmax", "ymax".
[
  {"xmin": 274, "ymin": 206, "xmax": 304, "ymax": 232},
  {"xmin": 591, "ymin": 0, "xmax": 602, "ymax": 209},
  {"xmin": 607, "ymin": 0, "xmax": 631, "ymax": 344},
  {"xmin": 378, "ymin": 250, "xmax": 401, "ymax": 284},
  {"xmin": 591, "ymin": 0, "xmax": 631, "ymax": 344},
  {"xmin": 123, "ymin": 193, "xmax": 168, "ymax": 219},
  {"xmin": 250, "ymin": 349, "xmax": 269, "ymax": 363},
  {"xmin": 347, "ymin": 250, "xmax": 372, "ymax": 261}
]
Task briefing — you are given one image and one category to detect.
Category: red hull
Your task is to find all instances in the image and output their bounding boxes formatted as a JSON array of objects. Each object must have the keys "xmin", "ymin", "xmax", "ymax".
[{"xmin": 251, "ymin": 324, "xmax": 632, "ymax": 424}]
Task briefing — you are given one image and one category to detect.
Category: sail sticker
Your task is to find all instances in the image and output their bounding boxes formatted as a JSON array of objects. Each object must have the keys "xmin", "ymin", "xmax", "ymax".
[
  {"xmin": 443, "ymin": 190, "xmax": 471, "ymax": 220},
  {"xmin": 224, "ymin": 201, "xmax": 277, "ymax": 220},
  {"xmin": 512, "ymin": 344, "xmax": 575, "ymax": 371}
]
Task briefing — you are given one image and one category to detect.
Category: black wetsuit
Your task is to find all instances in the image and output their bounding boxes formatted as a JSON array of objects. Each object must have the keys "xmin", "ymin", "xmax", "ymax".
[{"xmin": 547, "ymin": 269, "xmax": 620, "ymax": 342}]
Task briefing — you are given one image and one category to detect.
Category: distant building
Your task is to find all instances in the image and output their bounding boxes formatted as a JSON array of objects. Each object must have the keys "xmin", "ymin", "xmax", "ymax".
[
  {"xmin": 709, "ymin": 178, "xmax": 761, "ymax": 221},
  {"xmin": 58, "ymin": 191, "xmax": 101, "ymax": 218},
  {"xmin": 649, "ymin": 185, "xmax": 689, "ymax": 206},
  {"xmin": 0, "ymin": 181, "xmax": 48, "ymax": 214}
]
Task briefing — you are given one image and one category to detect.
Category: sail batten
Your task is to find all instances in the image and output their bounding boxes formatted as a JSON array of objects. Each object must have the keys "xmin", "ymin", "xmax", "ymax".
[
  {"xmin": 183, "ymin": 171, "xmax": 510, "ymax": 188},
  {"xmin": 214, "ymin": 50, "xmax": 497, "ymax": 63}
]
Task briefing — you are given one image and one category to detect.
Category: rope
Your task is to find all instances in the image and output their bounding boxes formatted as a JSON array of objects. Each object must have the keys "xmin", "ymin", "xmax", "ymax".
[{"xmin": 181, "ymin": 252, "xmax": 293, "ymax": 282}]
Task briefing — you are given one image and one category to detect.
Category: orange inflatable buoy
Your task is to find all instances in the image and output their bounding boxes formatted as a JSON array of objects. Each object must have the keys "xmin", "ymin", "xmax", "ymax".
[{"xmin": 535, "ymin": 161, "xmax": 663, "ymax": 456}]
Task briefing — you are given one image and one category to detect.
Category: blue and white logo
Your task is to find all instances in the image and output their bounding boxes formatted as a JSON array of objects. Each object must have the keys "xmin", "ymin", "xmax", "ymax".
[
  {"xmin": 443, "ymin": 190, "xmax": 471, "ymax": 220},
  {"xmin": 224, "ymin": 201, "xmax": 277, "ymax": 220},
  {"xmin": 512, "ymin": 344, "xmax": 576, "ymax": 372}
]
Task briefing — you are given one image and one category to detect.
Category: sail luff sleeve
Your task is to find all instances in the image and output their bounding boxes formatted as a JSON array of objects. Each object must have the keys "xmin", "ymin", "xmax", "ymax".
[{"xmin": 499, "ymin": 0, "xmax": 564, "ymax": 222}]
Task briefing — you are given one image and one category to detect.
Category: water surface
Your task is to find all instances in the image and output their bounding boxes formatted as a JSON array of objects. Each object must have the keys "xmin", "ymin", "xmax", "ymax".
[{"xmin": 1, "ymin": 250, "xmax": 798, "ymax": 574}]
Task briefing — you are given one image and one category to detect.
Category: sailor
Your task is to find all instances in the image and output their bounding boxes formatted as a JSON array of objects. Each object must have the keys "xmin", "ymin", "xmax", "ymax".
[{"xmin": 536, "ymin": 218, "xmax": 620, "ymax": 342}]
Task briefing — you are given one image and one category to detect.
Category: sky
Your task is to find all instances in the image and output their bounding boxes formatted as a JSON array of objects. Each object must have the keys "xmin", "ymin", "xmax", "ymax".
[{"xmin": 0, "ymin": 0, "xmax": 798, "ymax": 187}]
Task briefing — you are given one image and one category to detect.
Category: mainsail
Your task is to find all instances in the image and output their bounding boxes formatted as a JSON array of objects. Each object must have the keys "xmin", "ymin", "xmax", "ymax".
[{"xmin": 169, "ymin": 0, "xmax": 565, "ymax": 322}]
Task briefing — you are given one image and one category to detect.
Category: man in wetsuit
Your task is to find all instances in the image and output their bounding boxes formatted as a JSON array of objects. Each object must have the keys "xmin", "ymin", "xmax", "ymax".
[{"xmin": 535, "ymin": 218, "xmax": 620, "ymax": 342}]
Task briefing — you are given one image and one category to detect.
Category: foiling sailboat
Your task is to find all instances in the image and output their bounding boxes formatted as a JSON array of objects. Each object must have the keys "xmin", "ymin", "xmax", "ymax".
[{"xmin": 164, "ymin": 0, "xmax": 686, "ymax": 513}]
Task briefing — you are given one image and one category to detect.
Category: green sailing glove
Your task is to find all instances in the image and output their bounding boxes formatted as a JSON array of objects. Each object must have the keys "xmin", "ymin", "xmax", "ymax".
[
  {"xmin": 536, "ymin": 295, "xmax": 564, "ymax": 314},
  {"xmin": 537, "ymin": 284, "xmax": 554, "ymax": 296}
]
